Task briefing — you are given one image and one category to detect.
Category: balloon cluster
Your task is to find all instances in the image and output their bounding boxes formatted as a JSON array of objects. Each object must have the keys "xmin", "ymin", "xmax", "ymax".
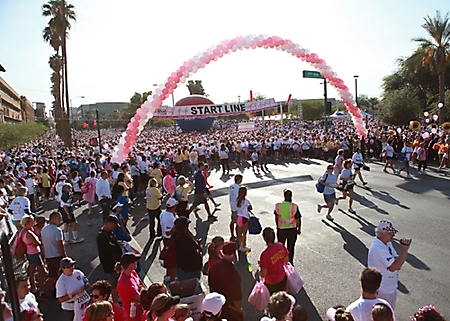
[{"xmin": 112, "ymin": 35, "xmax": 368, "ymax": 162}]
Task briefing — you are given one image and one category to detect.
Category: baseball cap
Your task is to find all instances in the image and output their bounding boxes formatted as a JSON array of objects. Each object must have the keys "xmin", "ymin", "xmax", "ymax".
[
  {"xmin": 166, "ymin": 198, "xmax": 178, "ymax": 208},
  {"xmin": 120, "ymin": 252, "xmax": 141, "ymax": 267},
  {"xmin": 112, "ymin": 203, "xmax": 124, "ymax": 210},
  {"xmin": 202, "ymin": 292, "xmax": 226, "ymax": 317},
  {"xmin": 376, "ymin": 220, "xmax": 398, "ymax": 235},
  {"xmin": 59, "ymin": 175, "xmax": 67, "ymax": 180},
  {"xmin": 60, "ymin": 257, "xmax": 76, "ymax": 268},
  {"xmin": 174, "ymin": 216, "xmax": 190, "ymax": 228},
  {"xmin": 222, "ymin": 241, "xmax": 237, "ymax": 256}
]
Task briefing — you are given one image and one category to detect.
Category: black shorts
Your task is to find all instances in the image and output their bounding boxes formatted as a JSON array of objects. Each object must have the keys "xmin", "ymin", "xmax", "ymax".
[
  {"xmin": 193, "ymin": 194, "xmax": 207, "ymax": 207},
  {"xmin": 386, "ymin": 156, "xmax": 393, "ymax": 160},
  {"xmin": 60, "ymin": 208, "xmax": 76, "ymax": 224},
  {"xmin": 354, "ymin": 164, "xmax": 362, "ymax": 171},
  {"xmin": 140, "ymin": 174, "xmax": 149, "ymax": 185}
]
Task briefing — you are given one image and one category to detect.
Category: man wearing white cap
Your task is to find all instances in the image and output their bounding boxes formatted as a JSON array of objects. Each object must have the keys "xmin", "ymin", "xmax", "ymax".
[
  {"xmin": 200, "ymin": 292, "xmax": 226, "ymax": 320},
  {"xmin": 160, "ymin": 198, "xmax": 178, "ymax": 284},
  {"xmin": 367, "ymin": 220, "xmax": 411, "ymax": 310}
]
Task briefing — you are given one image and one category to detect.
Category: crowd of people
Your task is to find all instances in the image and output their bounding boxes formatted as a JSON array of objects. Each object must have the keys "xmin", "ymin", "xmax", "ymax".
[{"xmin": 0, "ymin": 117, "xmax": 449, "ymax": 321}]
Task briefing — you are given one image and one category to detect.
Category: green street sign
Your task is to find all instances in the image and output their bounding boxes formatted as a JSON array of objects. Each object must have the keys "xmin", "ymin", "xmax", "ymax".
[{"xmin": 302, "ymin": 70, "xmax": 324, "ymax": 79}]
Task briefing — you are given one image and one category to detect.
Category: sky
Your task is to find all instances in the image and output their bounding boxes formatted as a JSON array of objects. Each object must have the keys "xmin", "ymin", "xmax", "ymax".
[{"xmin": 0, "ymin": 0, "xmax": 448, "ymax": 115}]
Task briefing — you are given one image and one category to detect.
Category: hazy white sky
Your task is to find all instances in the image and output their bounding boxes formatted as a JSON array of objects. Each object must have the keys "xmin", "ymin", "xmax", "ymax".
[{"xmin": 0, "ymin": 0, "xmax": 447, "ymax": 112}]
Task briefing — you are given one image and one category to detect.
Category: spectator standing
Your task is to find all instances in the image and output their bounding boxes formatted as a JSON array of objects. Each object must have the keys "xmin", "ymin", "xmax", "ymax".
[
  {"xmin": 60, "ymin": 184, "xmax": 84, "ymax": 245},
  {"xmin": 172, "ymin": 216, "xmax": 202, "ymax": 281},
  {"xmin": 96, "ymin": 171, "xmax": 112, "ymax": 223},
  {"xmin": 274, "ymin": 189, "xmax": 302, "ymax": 264},
  {"xmin": 83, "ymin": 171, "xmax": 98, "ymax": 225},
  {"xmin": 96, "ymin": 215, "xmax": 123, "ymax": 303},
  {"xmin": 8, "ymin": 186, "xmax": 32, "ymax": 230},
  {"xmin": 368, "ymin": 220, "xmax": 411, "ymax": 310},
  {"xmin": 146, "ymin": 178, "xmax": 162, "ymax": 239},
  {"xmin": 228, "ymin": 174, "xmax": 242, "ymax": 241},
  {"xmin": 116, "ymin": 253, "xmax": 144, "ymax": 321},
  {"xmin": 16, "ymin": 275, "xmax": 38, "ymax": 312},
  {"xmin": 208, "ymin": 241, "xmax": 244, "ymax": 321},
  {"xmin": 41, "ymin": 211, "xmax": 67, "ymax": 297},
  {"xmin": 83, "ymin": 280, "xmax": 124, "ymax": 321},
  {"xmin": 259, "ymin": 227, "xmax": 289, "ymax": 295}
]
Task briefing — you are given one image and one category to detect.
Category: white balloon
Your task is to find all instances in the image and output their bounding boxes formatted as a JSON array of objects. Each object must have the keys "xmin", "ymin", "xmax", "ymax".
[
  {"xmin": 155, "ymin": 88, "xmax": 162, "ymax": 95},
  {"xmin": 183, "ymin": 71, "xmax": 190, "ymax": 78},
  {"xmin": 179, "ymin": 77, "xmax": 186, "ymax": 84},
  {"xmin": 151, "ymin": 100, "xmax": 158, "ymax": 107}
]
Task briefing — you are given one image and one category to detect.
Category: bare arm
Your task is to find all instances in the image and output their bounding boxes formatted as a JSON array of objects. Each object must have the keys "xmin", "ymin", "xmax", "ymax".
[{"xmin": 388, "ymin": 243, "xmax": 410, "ymax": 272}]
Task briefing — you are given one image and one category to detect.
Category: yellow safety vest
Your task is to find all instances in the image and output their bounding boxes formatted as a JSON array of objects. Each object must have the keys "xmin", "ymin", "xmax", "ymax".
[{"xmin": 275, "ymin": 201, "xmax": 297, "ymax": 229}]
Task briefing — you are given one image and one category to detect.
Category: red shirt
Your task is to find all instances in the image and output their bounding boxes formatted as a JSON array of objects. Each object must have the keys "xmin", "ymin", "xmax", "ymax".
[
  {"xmin": 117, "ymin": 271, "xmax": 143, "ymax": 321},
  {"xmin": 259, "ymin": 242, "xmax": 289, "ymax": 284}
]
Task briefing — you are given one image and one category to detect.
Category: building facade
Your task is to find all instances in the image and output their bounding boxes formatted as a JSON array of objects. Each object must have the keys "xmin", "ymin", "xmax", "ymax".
[
  {"xmin": 76, "ymin": 102, "xmax": 127, "ymax": 121},
  {"xmin": 34, "ymin": 102, "xmax": 47, "ymax": 122},
  {"xmin": 0, "ymin": 76, "xmax": 22, "ymax": 123},
  {"xmin": 20, "ymin": 97, "xmax": 35, "ymax": 122}
]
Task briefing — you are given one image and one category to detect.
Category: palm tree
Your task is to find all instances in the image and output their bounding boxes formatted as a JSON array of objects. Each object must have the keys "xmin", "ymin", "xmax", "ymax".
[
  {"xmin": 49, "ymin": 54, "xmax": 62, "ymax": 136},
  {"xmin": 413, "ymin": 10, "xmax": 450, "ymax": 123},
  {"xmin": 42, "ymin": 0, "xmax": 76, "ymax": 145}
]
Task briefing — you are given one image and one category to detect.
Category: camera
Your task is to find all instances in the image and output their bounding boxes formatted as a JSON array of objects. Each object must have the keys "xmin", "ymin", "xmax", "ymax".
[{"xmin": 400, "ymin": 238, "xmax": 412, "ymax": 246}]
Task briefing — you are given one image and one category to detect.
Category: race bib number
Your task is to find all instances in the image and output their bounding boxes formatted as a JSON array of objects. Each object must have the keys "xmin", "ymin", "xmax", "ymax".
[{"xmin": 73, "ymin": 291, "xmax": 91, "ymax": 321}]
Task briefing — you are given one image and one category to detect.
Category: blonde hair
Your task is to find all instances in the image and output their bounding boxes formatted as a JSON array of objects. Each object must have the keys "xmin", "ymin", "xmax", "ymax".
[
  {"xmin": 174, "ymin": 304, "xmax": 190, "ymax": 320},
  {"xmin": 86, "ymin": 301, "xmax": 113, "ymax": 321},
  {"xmin": 150, "ymin": 293, "xmax": 175, "ymax": 318},
  {"xmin": 20, "ymin": 215, "xmax": 34, "ymax": 227},
  {"xmin": 17, "ymin": 186, "xmax": 28, "ymax": 196}
]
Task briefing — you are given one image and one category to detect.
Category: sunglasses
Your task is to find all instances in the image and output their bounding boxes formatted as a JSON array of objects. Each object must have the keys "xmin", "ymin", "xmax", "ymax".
[{"xmin": 91, "ymin": 294, "xmax": 101, "ymax": 299}]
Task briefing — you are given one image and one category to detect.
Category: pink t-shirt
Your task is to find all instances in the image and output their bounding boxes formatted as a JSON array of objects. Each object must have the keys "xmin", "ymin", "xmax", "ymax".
[
  {"xmin": 22, "ymin": 229, "xmax": 40, "ymax": 255},
  {"xmin": 117, "ymin": 271, "xmax": 143, "ymax": 321},
  {"xmin": 259, "ymin": 242, "xmax": 289, "ymax": 285}
]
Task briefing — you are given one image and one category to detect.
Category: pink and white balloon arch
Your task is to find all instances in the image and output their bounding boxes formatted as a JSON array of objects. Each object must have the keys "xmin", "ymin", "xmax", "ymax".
[{"xmin": 112, "ymin": 35, "xmax": 367, "ymax": 162}]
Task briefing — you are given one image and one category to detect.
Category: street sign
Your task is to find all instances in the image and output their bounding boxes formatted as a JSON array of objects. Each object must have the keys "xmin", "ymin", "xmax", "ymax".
[{"xmin": 302, "ymin": 70, "xmax": 324, "ymax": 79}]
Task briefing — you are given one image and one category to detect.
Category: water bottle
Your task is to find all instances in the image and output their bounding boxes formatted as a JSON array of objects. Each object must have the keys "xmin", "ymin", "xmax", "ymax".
[
  {"xmin": 247, "ymin": 263, "xmax": 253, "ymax": 273},
  {"xmin": 130, "ymin": 302, "xmax": 136, "ymax": 318}
]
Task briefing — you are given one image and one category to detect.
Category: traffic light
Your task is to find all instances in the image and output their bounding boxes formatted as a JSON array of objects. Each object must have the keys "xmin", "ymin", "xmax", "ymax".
[{"xmin": 282, "ymin": 103, "xmax": 289, "ymax": 113}]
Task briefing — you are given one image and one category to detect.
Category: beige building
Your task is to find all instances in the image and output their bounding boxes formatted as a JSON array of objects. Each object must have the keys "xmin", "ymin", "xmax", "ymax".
[
  {"xmin": 0, "ymin": 76, "xmax": 23, "ymax": 123},
  {"xmin": 20, "ymin": 97, "xmax": 35, "ymax": 122}
]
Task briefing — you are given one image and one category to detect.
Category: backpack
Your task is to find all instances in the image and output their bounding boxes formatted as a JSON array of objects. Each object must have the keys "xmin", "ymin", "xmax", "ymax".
[
  {"xmin": 11, "ymin": 230, "xmax": 27, "ymax": 261},
  {"xmin": 248, "ymin": 213, "xmax": 262, "ymax": 235},
  {"xmin": 315, "ymin": 173, "xmax": 329, "ymax": 193}
]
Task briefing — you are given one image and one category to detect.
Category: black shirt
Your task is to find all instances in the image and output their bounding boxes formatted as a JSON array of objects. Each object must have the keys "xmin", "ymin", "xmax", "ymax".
[{"xmin": 96, "ymin": 228, "xmax": 122, "ymax": 274}]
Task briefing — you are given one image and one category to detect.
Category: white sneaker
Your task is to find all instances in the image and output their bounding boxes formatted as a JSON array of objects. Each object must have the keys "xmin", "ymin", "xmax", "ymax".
[
  {"xmin": 417, "ymin": 171, "xmax": 422, "ymax": 175},
  {"xmin": 72, "ymin": 238, "xmax": 85, "ymax": 244},
  {"xmin": 238, "ymin": 246, "xmax": 246, "ymax": 252},
  {"xmin": 63, "ymin": 240, "xmax": 70, "ymax": 246},
  {"xmin": 406, "ymin": 174, "xmax": 412, "ymax": 179}
]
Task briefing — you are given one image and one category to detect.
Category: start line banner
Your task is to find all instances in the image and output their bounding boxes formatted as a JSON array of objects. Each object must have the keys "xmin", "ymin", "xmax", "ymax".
[{"xmin": 152, "ymin": 98, "xmax": 278, "ymax": 119}]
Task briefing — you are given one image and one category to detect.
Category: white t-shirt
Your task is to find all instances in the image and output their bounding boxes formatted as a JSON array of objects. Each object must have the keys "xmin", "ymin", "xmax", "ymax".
[
  {"xmin": 401, "ymin": 146, "xmax": 413, "ymax": 161},
  {"xmin": 159, "ymin": 210, "xmax": 175, "ymax": 239},
  {"xmin": 320, "ymin": 173, "xmax": 337, "ymax": 195},
  {"xmin": 383, "ymin": 145, "xmax": 394, "ymax": 157},
  {"xmin": 228, "ymin": 183, "xmax": 240, "ymax": 212},
  {"xmin": 352, "ymin": 152, "xmax": 364, "ymax": 165},
  {"xmin": 19, "ymin": 293, "xmax": 38, "ymax": 311},
  {"xmin": 197, "ymin": 146, "xmax": 207, "ymax": 156},
  {"xmin": 56, "ymin": 269, "xmax": 88, "ymax": 311},
  {"xmin": 367, "ymin": 238, "xmax": 399, "ymax": 293},
  {"xmin": 8, "ymin": 196, "xmax": 31, "ymax": 221},
  {"xmin": 251, "ymin": 152, "xmax": 259, "ymax": 162},
  {"xmin": 237, "ymin": 199, "xmax": 251, "ymax": 219},
  {"xmin": 346, "ymin": 297, "xmax": 396, "ymax": 321}
]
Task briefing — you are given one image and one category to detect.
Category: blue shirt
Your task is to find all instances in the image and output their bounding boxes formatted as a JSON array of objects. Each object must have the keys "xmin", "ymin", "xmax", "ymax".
[{"xmin": 194, "ymin": 170, "xmax": 206, "ymax": 195}]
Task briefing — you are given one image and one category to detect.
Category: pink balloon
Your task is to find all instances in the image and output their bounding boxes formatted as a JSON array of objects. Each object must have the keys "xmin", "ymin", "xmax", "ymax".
[
  {"xmin": 424, "ymin": 111, "xmax": 429, "ymax": 117},
  {"xmin": 425, "ymin": 119, "xmax": 430, "ymax": 123},
  {"xmin": 439, "ymin": 132, "xmax": 444, "ymax": 137},
  {"xmin": 433, "ymin": 115, "xmax": 439, "ymax": 121},
  {"xmin": 438, "ymin": 102, "xmax": 444, "ymax": 108},
  {"xmin": 431, "ymin": 128, "xmax": 437, "ymax": 134},
  {"xmin": 397, "ymin": 128, "xmax": 402, "ymax": 133},
  {"xmin": 422, "ymin": 132, "xmax": 430, "ymax": 139}
]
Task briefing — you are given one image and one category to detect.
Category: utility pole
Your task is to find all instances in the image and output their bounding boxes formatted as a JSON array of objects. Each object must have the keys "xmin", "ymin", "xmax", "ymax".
[
  {"xmin": 324, "ymin": 79, "xmax": 328, "ymax": 131},
  {"xmin": 96, "ymin": 109, "xmax": 102, "ymax": 154}
]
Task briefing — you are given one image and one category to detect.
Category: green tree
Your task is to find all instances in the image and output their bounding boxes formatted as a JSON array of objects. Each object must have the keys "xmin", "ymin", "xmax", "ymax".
[
  {"xmin": 0, "ymin": 123, "xmax": 48, "ymax": 150},
  {"xmin": 301, "ymin": 100, "xmax": 326, "ymax": 120},
  {"xmin": 42, "ymin": 0, "xmax": 77, "ymax": 146},
  {"xmin": 413, "ymin": 10, "xmax": 450, "ymax": 123},
  {"xmin": 378, "ymin": 87, "xmax": 423, "ymax": 125},
  {"xmin": 186, "ymin": 80, "xmax": 206, "ymax": 95}
]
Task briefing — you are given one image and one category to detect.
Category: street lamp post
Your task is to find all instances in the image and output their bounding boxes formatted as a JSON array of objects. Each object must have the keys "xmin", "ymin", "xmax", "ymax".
[
  {"xmin": 354, "ymin": 76, "xmax": 359, "ymax": 108},
  {"xmin": 69, "ymin": 95, "xmax": 85, "ymax": 124}
]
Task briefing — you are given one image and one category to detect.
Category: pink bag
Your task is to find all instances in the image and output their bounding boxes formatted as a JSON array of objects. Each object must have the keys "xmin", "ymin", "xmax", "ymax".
[
  {"xmin": 284, "ymin": 263, "xmax": 304, "ymax": 294},
  {"xmin": 248, "ymin": 279, "xmax": 270, "ymax": 311}
]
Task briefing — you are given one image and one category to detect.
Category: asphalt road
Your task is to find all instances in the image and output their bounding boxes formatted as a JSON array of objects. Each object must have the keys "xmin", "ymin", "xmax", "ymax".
[{"xmin": 38, "ymin": 159, "xmax": 450, "ymax": 321}]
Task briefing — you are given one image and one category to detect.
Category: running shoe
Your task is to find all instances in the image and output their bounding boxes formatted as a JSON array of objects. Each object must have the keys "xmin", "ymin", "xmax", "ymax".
[
  {"xmin": 326, "ymin": 214, "xmax": 334, "ymax": 221},
  {"xmin": 348, "ymin": 208, "xmax": 356, "ymax": 214},
  {"xmin": 72, "ymin": 238, "xmax": 85, "ymax": 244},
  {"xmin": 317, "ymin": 204, "xmax": 322, "ymax": 213}
]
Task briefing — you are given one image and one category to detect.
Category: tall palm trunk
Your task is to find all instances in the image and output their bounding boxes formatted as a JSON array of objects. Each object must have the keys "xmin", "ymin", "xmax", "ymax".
[{"xmin": 438, "ymin": 55, "xmax": 446, "ymax": 124}]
